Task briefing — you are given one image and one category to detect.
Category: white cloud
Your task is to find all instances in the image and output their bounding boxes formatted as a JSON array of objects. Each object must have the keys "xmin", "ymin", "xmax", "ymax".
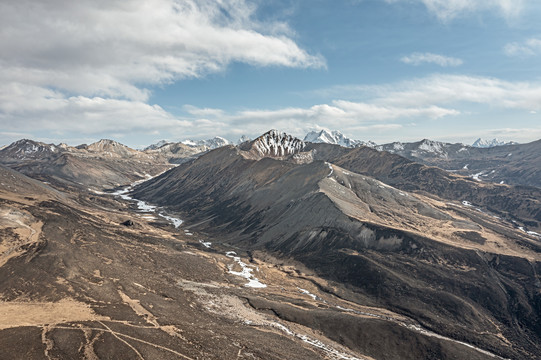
[
  {"xmin": 386, "ymin": 0, "xmax": 525, "ymax": 21},
  {"xmin": 486, "ymin": 127, "xmax": 541, "ymax": 143},
  {"xmin": 369, "ymin": 74, "xmax": 541, "ymax": 111},
  {"xmin": 178, "ymin": 74, "xmax": 541, "ymax": 141},
  {"xmin": 5, "ymin": 72, "xmax": 541, "ymax": 145},
  {"xmin": 504, "ymin": 37, "xmax": 541, "ymax": 57},
  {"xmin": 313, "ymin": 74, "xmax": 541, "ymax": 112},
  {"xmin": 401, "ymin": 52, "xmax": 463, "ymax": 67},
  {"xmin": 0, "ymin": 93, "xmax": 186, "ymax": 135},
  {"xmin": 0, "ymin": 0, "xmax": 323, "ymax": 102},
  {"xmin": 179, "ymin": 100, "xmax": 457, "ymax": 141},
  {"xmin": 0, "ymin": 0, "xmax": 326, "ymax": 145}
]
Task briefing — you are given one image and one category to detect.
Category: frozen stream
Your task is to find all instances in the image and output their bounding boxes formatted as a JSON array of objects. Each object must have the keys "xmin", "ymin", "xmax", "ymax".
[
  {"xmin": 109, "ymin": 177, "xmax": 184, "ymax": 229},
  {"xmin": 226, "ymin": 251, "xmax": 266, "ymax": 288}
]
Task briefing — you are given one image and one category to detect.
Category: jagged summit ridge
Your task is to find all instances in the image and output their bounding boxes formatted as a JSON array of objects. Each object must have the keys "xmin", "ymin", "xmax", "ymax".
[
  {"xmin": 144, "ymin": 140, "xmax": 170, "ymax": 151},
  {"xmin": 304, "ymin": 129, "xmax": 376, "ymax": 148},
  {"xmin": 472, "ymin": 138, "xmax": 517, "ymax": 148},
  {"xmin": 182, "ymin": 136, "xmax": 230, "ymax": 149},
  {"xmin": 253, "ymin": 130, "xmax": 305, "ymax": 157},
  {"xmin": 417, "ymin": 139, "xmax": 447, "ymax": 156},
  {"xmin": 2, "ymin": 139, "xmax": 59, "ymax": 159}
]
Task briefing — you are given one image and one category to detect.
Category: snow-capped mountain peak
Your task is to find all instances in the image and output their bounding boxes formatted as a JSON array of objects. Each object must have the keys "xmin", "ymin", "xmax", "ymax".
[
  {"xmin": 237, "ymin": 135, "xmax": 251, "ymax": 145},
  {"xmin": 472, "ymin": 138, "xmax": 516, "ymax": 148},
  {"xmin": 304, "ymin": 129, "xmax": 339, "ymax": 144},
  {"xmin": 144, "ymin": 140, "xmax": 170, "ymax": 151},
  {"xmin": 252, "ymin": 130, "xmax": 305, "ymax": 157},
  {"xmin": 304, "ymin": 129, "xmax": 376, "ymax": 148},
  {"xmin": 182, "ymin": 136, "xmax": 230, "ymax": 149},
  {"xmin": 1, "ymin": 139, "xmax": 59, "ymax": 159},
  {"xmin": 418, "ymin": 139, "xmax": 446, "ymax": 155}
]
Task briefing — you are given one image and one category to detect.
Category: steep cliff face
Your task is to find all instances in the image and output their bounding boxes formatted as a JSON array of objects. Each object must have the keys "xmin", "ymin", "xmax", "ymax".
[{"xmin": 239, "ymin": 130, "xmax": 306, "ymax": 159}]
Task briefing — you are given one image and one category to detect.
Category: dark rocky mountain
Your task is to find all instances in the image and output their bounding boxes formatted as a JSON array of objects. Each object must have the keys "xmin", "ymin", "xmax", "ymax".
[
  {"xmin": 239, "ymin": 129, "xmax": 306, "ymax": 159},
  {"xmin": 307, "ymin": 143, "xmax": 541, "ymax": 230},
  {"xmin": 131, "ymin": 132, "xmax": 541, "ymax": 359},
  {"xmin": 375, "ymin": 138, "xmax": 541, "ymax": 189},
  {"xmin": 0, "ymin": 138, "xmax": 206, "ymax": 189}
]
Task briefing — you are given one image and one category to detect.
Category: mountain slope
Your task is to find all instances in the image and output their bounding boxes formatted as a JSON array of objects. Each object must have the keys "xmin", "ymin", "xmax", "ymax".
[
  {"xmin": 0, "ymin": 167, "xmax": 346, "ymax": 359},
  {"xmin": 182, "ymin": 136, "xmax": 230, "ymax": 149},
  {"xmin": 375, "ymin": 138, "xmax": 541, "ymax": 188},
  {"xmin": 132, "ymin": 138, "xmax": 541, "ymax": 359},
  {"xmin": 2, "ymin": 163, "xmax": 499, "ymax": 360},
  {"xmin": 0, "ymin": 139, "xmax": 177, "ymax": 189}
]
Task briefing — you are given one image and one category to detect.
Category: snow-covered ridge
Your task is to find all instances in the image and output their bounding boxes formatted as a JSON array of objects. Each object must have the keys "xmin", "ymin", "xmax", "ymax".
[
  {"xmin": 418, "ymin": 139, "xmax": 446, "ymax": 156},
  {"xmin": 182, "ymin": 136, "xmax": 230, "ymax": 149},
  {"xmin": 144, "ymin": 137, "xmax": 231, "ymax": 151},
  {"xmin": 253, "ymin": 130, "xmax": 305, "ymax": 157},
  {"xmin": 304, "ymin": 129, "xmax": 376, "ymax": 148},
  {"xmin": 144, "ymin": 140, "xmax": 170, "ymax": 150},
  {"xmin": 2, "ymin": 139, "xmax": 59, "ymax": 159},
  {"xmin": 472, "ymin": 138, "xmax": 517, "ymax": 148}
]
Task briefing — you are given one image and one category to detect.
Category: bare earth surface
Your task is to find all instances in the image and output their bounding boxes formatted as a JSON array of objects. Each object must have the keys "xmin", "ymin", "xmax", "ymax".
[{"xmin": 0, "ymin": 154, "xmax": 540, "ymax": 359}]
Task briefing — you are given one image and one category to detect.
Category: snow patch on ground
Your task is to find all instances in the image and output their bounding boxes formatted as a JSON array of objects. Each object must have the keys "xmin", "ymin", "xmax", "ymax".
[
  {"xmin": 225, "ymin": 252, "xmax": 266, "ymax": 288},
  {"xmin": 136, "ymin": 200, "xmax": 156, "ymax": 212},
  {"xmin": 269, "ymin": 321, "xmax": 363, "ymax": 360},
  {"xmin": 199, "ymin": 240, "xmax": 212, "ymax": 248},
  {"xmin": 298, "ymin": 287, "xmax": 318, "ymax": 301},
  {"xmin": 471, "ymin": 171, "xmax": 484, "ymax": 181},
  {"xmin": 158, "ymin": 213, "xmax": 183, "ymax": 228},
  {"xmin": 325, "ymin": 162, "xmax": 334, "ymax": 177}
]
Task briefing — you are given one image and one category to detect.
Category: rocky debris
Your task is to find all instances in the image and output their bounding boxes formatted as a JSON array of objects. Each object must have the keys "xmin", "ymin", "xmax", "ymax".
[{"xmin": 121, "ymin": 219, "xmax": 135, "ymax": 227}]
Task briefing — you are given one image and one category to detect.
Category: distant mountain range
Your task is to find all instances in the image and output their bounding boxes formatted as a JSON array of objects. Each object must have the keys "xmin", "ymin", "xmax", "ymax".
[
  {"xmin": 145, "ymin": 136, "xmax": 231, "ymax": 151},
  {"xmin": 373, "ymin": 138, "xmax": 541, "ymax": 188},
  {"xmin": 2, "ymin": 131, "xmax": 539, "ymax": 189},
  {"xmin": 0, "ymin": 138, "xmax": 199, "ymax": 188}
]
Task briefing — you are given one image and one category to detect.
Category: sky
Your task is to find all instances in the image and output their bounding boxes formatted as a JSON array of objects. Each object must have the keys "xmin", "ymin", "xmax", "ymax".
[{"xmin": 1, "ymin": 0, "xmax": 541, "ymax": 148}]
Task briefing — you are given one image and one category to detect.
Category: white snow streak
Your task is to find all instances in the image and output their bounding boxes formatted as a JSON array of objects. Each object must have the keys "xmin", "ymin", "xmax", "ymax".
[
  {"xmin": 110, "ymin": 174, "xmax": 184, "ymax": 229},
  {"xmin": 225, "ymin": 252, "xmax": 266, "ymax": 288}
]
